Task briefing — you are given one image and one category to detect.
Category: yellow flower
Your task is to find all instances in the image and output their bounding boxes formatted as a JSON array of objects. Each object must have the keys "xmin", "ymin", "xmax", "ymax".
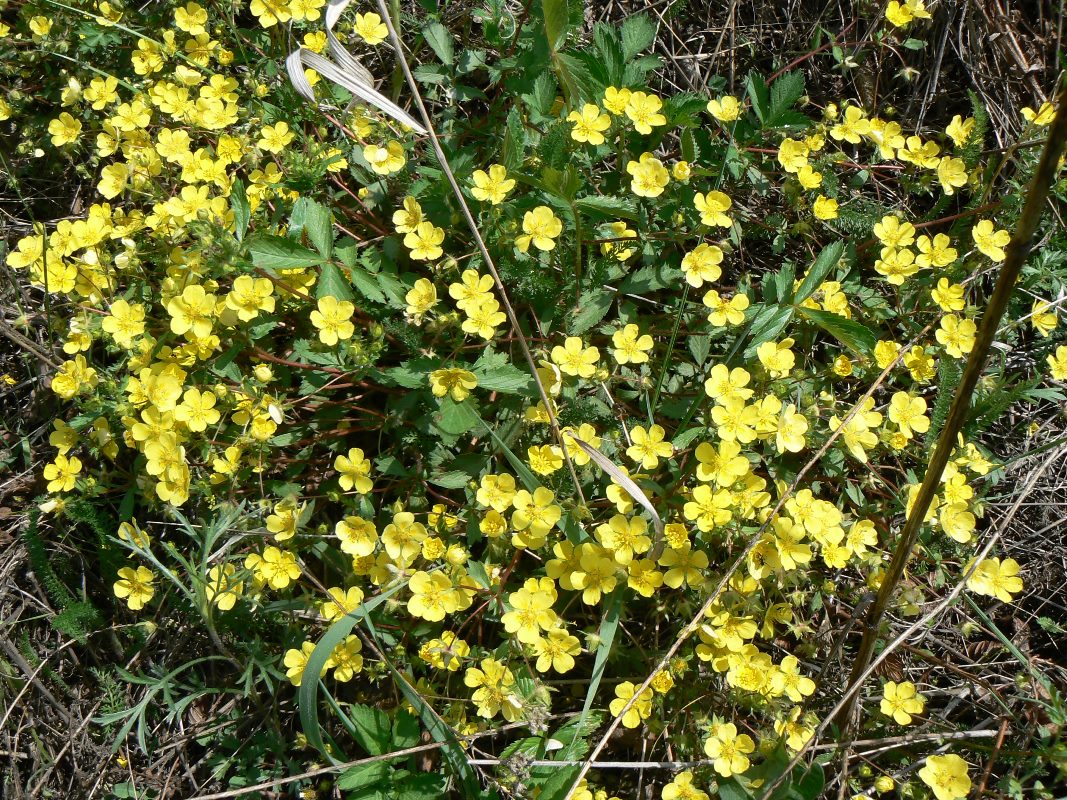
[
  {"xmin": 829, "ymin": 105, "xmax": 871, "ymax": 143},
  {"xmin": 626, "ymin": 424, "xmax": 673, "ymax": 470},
  {"xmin": 392, "ymin": 196, "xmax": 423, "ymax": 233},
  {"xmin": 602, "ymin": 86, "xmax": 632, "ymax": 115},
  {"xmin": 515, "ymin": 206, "xmax": 563, "ymax": 252},
  {"xmin": 935, "ymin": 314, "xmax": 976, "ymax": 359},
  {"xmin": 43, "ymin": 454, "xmax": 82, "ymax": 493},
  {"xmin": 1047, "ymin": 345, "xmax": 1067, "ymax": 380},
  {"xmin": 567, "ymin": 103, "xmax": 611, "ymax": 145},
  {"xmin": 609, "ymin": 681, "xmax": 653, "ymax": 728},
  {"xmin": 703, "ymin": 291, "xmax": 749, "ymax": 326},
  {"xmin": 257, "ymin": 122, "xmax": 294, "ymax": 153},
  {"xmin": 624, "ymin": 90, "xmax": 666, "ymax": 134},
  {"xmin": 225, "ymin": 275, "xmax": 275, "ymax": 322},
  {"xmin": 936, "ymin": 156, "xmax": 968, "ymax": 195},
  {"xmin": 98, "ymin": 162, "xmax": 129, "ymax": 199},
  {"xmin": 101, "ymin": 299, "xmax": 146, "ymax": 348},
  {"xmin": 966, "ymin": 557, "xmax": 1023, "ymax": 601},
  {"xmin": 694, "ymin": 190, "xmax": 732, "ymax": 227},
  {"xmin": 363, "ymin": 141, "xmax": 406, "ymax": 175},
  {"xmin": 946, "ymin": 114, "xmax": 976, "ymax": 147},
  {"xmin": 971, "ymin": 219, "xmax": 1010, "ymax": 261},
  {"xmin": 249, "ymin": 0, "xmax": 291, "ymax": 27},
  {"xmin": 1030, "ymin": 299, "xmax": 1058, "ymax": 337},
  {"xmin": 244, "ymin": 546, "xmax": 301, "ymax": 590},
  {"xmin": 166, "ymin": 284, "xmax": 217, "ymax": 338},
  {"xmin": 813, "ymin": 195, "xmax": 839, "ymax": 220},
  {"xmin": 918, "ymin": 754, "xmax": 971, "ymax": 800},
  {"xmin": 335, "ymin": 448, "xmax": 373, "ymax": 494},
  {"xmin": 175, "ymin": 2, "xmax": 208, "ymax": 34},
  {"xmin": 626, "ymin": 153, "xmax": 670, "ymax": 198},
  {"xmin": 403, "ymin": 221, "xmax": 445, "ymax": 260},
  {"xmin": 551, "ymin": 336, "xmax": 600, "ymax": 378},
  {"xmin": 681, "ymin": 243, "xmax": 724, "ymax": 288},
  {"xmin": 48, "ymin": 112, "xmax": 82, "ymax": 146},
  {"xmin": 310, "ymin": 295, "xmax": 355, "ymax": 345},
  {"xmin": 611, "ymin": 324, "xmax": 654, "ymax": 365},
  {"xmin": 405, "ymin": 277, "xmax": 438, "ymax": 321},
  {"xmin": 429, "ymin": 368, "xmax": 478, "ymax": 401},
  {"xmin": 354, "ymin": 12, "xmax": 389, "ymax": 45},
  {"xmin": 885, "ymin": 0, "xmax": 931, "ymax": 28},
  {"xmin": 880, "ymin": 680, "xmax": 926, "ymax": 724},
  {"xmin": 283, "ymin": 641, "xmax": 330, "ymax": 686},
  {"xmin": 915, "ymin": 233, "xmax": 957, "ymax": 269},
  {"xmin": 756, "ymin": 338, "xmax": 795, "ymax": 377},
  {"xmin": 408, "ymin": 570, "xmax": 460, "ymax": 622},
  {"xmin": 706, "ymin": 95, "xmax": 741, "ymax": 122},
  {"xmin": 887, "ymin": 391, "xmax": 929, "ymax": 439},
  {"xmin": 1021, "ymin": 101, "xmax": 1056, "ymax": 126},
  {"xmin": 703, "ymin": 722, "xmax": 755, "ymax": 778},
  {"xmin": 29, "ymin": 15, "xmax": 52, "ymax": 35},
  {"xmin": 113, "ymin": 566, "xmax": 156, "ymax": 610},
  {"xmin": 470, "ymin": 164, "xmax": 515, "ymax": 204}
]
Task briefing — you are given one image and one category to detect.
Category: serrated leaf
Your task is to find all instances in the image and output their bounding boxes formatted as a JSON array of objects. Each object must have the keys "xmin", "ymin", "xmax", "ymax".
[
  {"xmin": 793, "ymin": 240, "xmax": 845, "ymax": 304},
  {"xmin": 746, "ymin": 71, "xmax": 770, "ymax": 124},
  {"xmin": 474, "ymin": 365, "xmax": 535, "ymax": 395},
  {"xmin": 292, "ymin": 197, "xmax": 334, "ymax": 258},
  {"xmin": 620, "ymin": 13, "xmax": 656, "ymax": 59},
  {"xmin": 248, "ymin": 235, "xmax": 325, "ymax": 272},
  {"xmin": 230, "ymin": 179, "xmax": 250, "ymax": 242},
  {"xmin": 742, "ymin": 304, "xmax": 795, "ymax": 358},
  {"xmin": 422, "ymin": 21, "xmax": 454, "ymax": 66},
  {"xmin": 337, "ymin": 762, "xmax": 391, "ymax": 792},
  {"xmin": 570, "ymin": 288, "xmax": 615, "ymax": 334},
  {"xmin": 542, "ymin": 0, "xmax": 570, "ymax": 50},
  {"xmin": 592, "ymin": 23, "xmax": 624, "ymax": 85},
  {"xmin": 348, "ymin": 704, "xmax": 392, "ymax": 756},
  {"xmin": 429, "ymin": 470, "xmax": 472, "ymax": 489},
  {"xmin": 769, "ymin": 71, "xmax": 805, "ymax": 121},
  {"xmin": 435, "ymin": 397, "xmax": 481, "ymax": 436},
  {"xmin": 575, "ymin": 195, "xmax": 639, "ymax": 221},
  {"xmin": 797, "ymin": 306, "xmax": 877, "ymax": 356},
  {"xmin": 349, "ymin": 266, "xmax": 387, "ymax": 305},
  {"xmin": 316, "ymin": 262, "xmax": 354, "ymax": 301},
  {"xmin": 536, "ymin": 765, "xmax": 583, "ymax": 800},
  {"xmin": 619, "ymin": 263, "xmax": 682, "ymax": 294}
]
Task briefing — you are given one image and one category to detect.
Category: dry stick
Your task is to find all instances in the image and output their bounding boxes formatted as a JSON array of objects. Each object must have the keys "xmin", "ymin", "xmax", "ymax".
[
  {"xmin": 373, "ymin": 0, "xmax": 586, "ymax": 507},
  {"xmin": 562, "ymin": 324, "xmax": 935, "ymax": 799},
  {"xmin": 832, "ymin": 84, "xmax": 1067, "ymax": 733},
  {"xmin": 757, "ymin": 442, "xmax": 1066, "ymax": 800}
]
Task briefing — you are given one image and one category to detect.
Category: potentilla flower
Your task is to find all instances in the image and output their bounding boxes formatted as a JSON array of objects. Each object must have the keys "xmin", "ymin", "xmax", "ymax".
[
  {"xmin": 626, "ymin": 153, "xmax": 670, "ymax": 198},
  {"xmin": 354, "ymin": 11, "xmax": 389, "ymax": 45},
  {"xmin": 880, "ymin": 680, "xmax": 926, "ymax": 724},
  {"xmin": 611, "ymin": 324, "xmax": 654, "ymax": 364},
  {"xmin": 363, "ymin": 141, "xmax": 406, "ymax": 175},
  {"xmin": 1030, "ymin": 299, "xmax": 1058, "ymax": 337},
  {"xmin": 918, "ymin": 754, "xmax": 971, "ymax": 800},
  {"xmin": 309, "ymin": 295, "xmax": 355, "ymax": 345},
  {"xmin": 567, "ymin": 103, "xmax": 611, "ymax": 145},
  {"xmin": 550, "ymin": 336, "xmax": 600, "ymax": 378},
  {"xmin": 1022, "ymin": 101, "xmax": 1056, "ymax": 126},
  {"xmin": 470, "ymin": 164, "xmax": 515, "ymax": 204},
  {"xmin": 694, "ymin": 190, "xmax": 732, "ymax": 227},
  {"xmin": 681, "ymin": 243, "xmax": 724, "ymax": 287},
  {"xmin": 113, "ymin": 565, "xmax": 156, "ymax": 610},
  {"xmin": 429, "ymin": 368, "xmax": 478, "ymax": 402},
  {"xmin": 403, "ymin": 222, "xmax": 445, "ymax": 260},
  {"xmin": 626, "ymin": 424, "xmax": 674, "ymax": 469},
  {"xmin": 624, "ymin": 90, "xmax": 666, "ymax": 134},
  {"xmin": 703, "ymin": 722, "xmax": 755, "ymax": 778},
  {"xmin": 946, "ymin": 114, "xmax": 976, "ymax": 146},
  {"xmin": 966, "ymin": 556, "xmax": 1023, "ymax": 601},
  {"xmin": 515, "ymin": 205, "xmax": 563, "ymax": 252},
  {"xmin": 971, "ymin": 219, "xmax": 1010, "ymax": 261},
  {"xmin": 602, "ymin": 86, "xmax": 632, "ymax": 115},
  {"xmin": 706, "ymin": 95, "xmax": 741, "ymax": 122},
  {"xmin": 813, "ymin": 195, "xmax": 839, "ymax": 220},
  {"xmin": 935, "ymin": 314, "xmax": 976, "ymax": 358}
]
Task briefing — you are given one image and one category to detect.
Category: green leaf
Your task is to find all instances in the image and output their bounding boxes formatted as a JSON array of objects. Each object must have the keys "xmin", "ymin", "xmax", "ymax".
[
  {"xmin": 501, "ymin": 107, "xmax": 526, "ymax": 173},
  {"xmin": 349, "ymin": 266, "xmax": 387, "ymax": 305},
  {"xmin": 575, "ymin": 195, "xmax": 639, "ymax": 221},
  {"xmin": 316, "ymin": 262, "xmax": 355, "ymax": 302},
  {"xmin": 422, "ymin": 21, "xmax": 454, "ymax": 66},
  {"xmin": 247, "ymin": 235, "xmax": 325, "ymax": 272},
  {"xmin": 536, "ymin": 765, "xmax": 583, "ymax": 800},
  {"xmin": 620, "ymin": 13, "xmax": 656, "ymax": 59},
  {"xmin": 742, "ymin": 304, "xmax": 795, "ymax": 358},
  {"xmin": 746, "ymin": 71, "xmax": 770, "ymax": 124},
  {"xmin": 768, "ymin": 71, "xmax": 805, "ymax": 122},
  {"xmin": 592, "ymin": 23, "xmax": 624, "ymax": 86},
  {"xmin": 569, "ymin": 288, "xmax": 615, "ymax": 334},
  {"xmin": 292, "ymin": 198, "xmax": 334, "ymax": 259},
  {"xmin": 298, "ymin": 583, "xmax": 407, "ymax": 763},
  {"xmin": 337, "ymin": 762, "xmax": 391, "ymax": 792},
  {"xmin": 392, "ymin": 710, "xmax": 420, "ymax": 749},
  {"xmin": 434, "ymin": 397, "xmax": 481, "ymax": 436},
  {"xmin": 792, "ymin": 240, "xmax": 845, "ymax": 304},
  {"xmin": 472, "ymin": 363, "xmax": 535, "ymax": 395},
  {"xmin": 542, "ymin": 0, "xmax": 570, "ymax": 50},
  {"xmin": 230, "ymin": 179, "xmax": 250, "ymax": 242},
  {"xmin": 796, "ymin": 306, "xmax": 877, "ymax": 357},
  {"xmin": 348, "ymin": 704, "xmax": 392, "ymax": 756},
  {"xmin": 619, "ymin": 263, "xmax": 683, "ymax": 294},
  {"xmin": 902, "ymin": 37, "xmax": 926, "ymax": 50},
  {"xmin": 429, "ymin": 470, "xmax": 472, "ymax": 489}
]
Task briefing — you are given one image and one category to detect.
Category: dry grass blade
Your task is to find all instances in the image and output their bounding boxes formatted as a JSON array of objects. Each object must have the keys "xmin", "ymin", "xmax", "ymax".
[
  {"xmin": 285, "ymin": 0, "xmax": 427, "ymax": 134},
  {"xmin": 568, "ymin": 434, "xmax": 664, "ymax": 549}
]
